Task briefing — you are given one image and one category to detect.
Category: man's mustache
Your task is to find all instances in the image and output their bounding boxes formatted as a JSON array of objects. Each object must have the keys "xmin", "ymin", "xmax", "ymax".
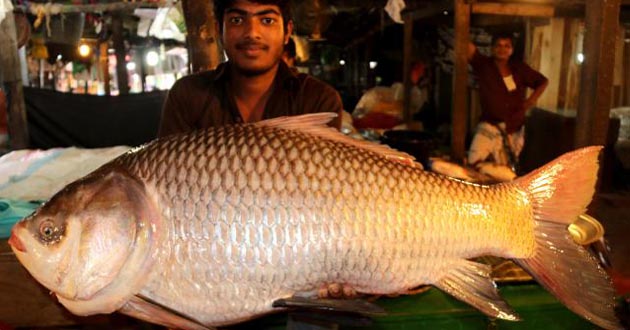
[{"xmin": 236, "ymin": 40, "xmax": 269, "ymax": 50}]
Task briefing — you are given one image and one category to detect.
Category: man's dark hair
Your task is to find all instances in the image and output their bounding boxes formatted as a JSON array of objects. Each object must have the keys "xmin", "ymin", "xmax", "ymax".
[
  {"xmin": 284, "ymin": 37, "xmax": 296, "ymax": 58},
  {"xmin": 213, "ymin": 0, "xmax": 293, "ymax": 33},
  {"xmin": 491, "ymin": 32, "xmax": 515, "ymax": 46}
]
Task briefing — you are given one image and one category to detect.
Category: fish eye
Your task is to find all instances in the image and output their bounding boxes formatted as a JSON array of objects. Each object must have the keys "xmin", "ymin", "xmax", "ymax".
[{"xmin": 39, "ymin": 220, "xmax": 57, "ymax": 241}]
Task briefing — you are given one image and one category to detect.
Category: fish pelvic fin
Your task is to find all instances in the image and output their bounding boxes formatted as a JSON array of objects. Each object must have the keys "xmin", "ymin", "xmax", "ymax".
[
  {"xmin": 118, "ymin": 295, "xmax": 216, "ymax": 330},
  {"xmin": 513, "ymin": 146, "xmax": 622, "ymax": 330},
  {"xmin": 434, "ymin": 260, "xmax": 521, "ymax": 321},
  {"xmin": 273, "ymin": 296, "xmax": 386, "ymax": 316},
  {"xmin": 256, "ymin": 113, "xmax": 421, "ymax": 168}
]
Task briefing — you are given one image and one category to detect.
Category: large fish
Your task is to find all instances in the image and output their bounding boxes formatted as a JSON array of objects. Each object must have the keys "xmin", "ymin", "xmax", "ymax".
[{"xmin": 8, "ymin": 113, "xmax": 621, "ymax": 329}]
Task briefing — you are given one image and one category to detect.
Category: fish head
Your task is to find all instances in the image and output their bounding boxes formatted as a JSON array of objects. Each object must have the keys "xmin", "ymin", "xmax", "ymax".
[{"xmin": 9, "ymin": 168, "xmax": 161, "ymax": 314}]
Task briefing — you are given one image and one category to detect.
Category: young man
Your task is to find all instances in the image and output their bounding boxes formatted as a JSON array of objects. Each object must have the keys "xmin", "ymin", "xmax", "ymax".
[
  {"xmin": 467, "ymin": 32, "xmax": 548, "ymax": 170},
  {"xmin": 158, "ymin": 0, "xmax": 343, "ymax": 137}
]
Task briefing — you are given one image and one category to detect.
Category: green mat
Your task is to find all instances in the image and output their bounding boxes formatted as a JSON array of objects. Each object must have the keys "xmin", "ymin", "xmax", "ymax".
[{"xmin": 230, "ymin": 284, "xmax": 593, "ymax": 330}]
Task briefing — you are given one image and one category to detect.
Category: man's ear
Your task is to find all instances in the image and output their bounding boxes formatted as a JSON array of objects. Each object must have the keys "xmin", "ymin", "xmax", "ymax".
[
  {"xmin": 284, "ymin": 20, "xmax": 294, "ymax": 44},
  {"xmin": 215, "ymin": 20, "xmax": 222, "ymax": 40}
]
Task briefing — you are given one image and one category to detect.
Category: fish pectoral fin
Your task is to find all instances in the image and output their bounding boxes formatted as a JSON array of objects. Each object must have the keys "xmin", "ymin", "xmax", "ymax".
[
  {"xmin": 118, "ymin": 295, "xmax": 216, "ymax": 330},
  {"xmin": 273, "ymin": 296, "xmax": 387, "ymax": 317},
  {"xmin": 434, "ymin": 260, "xmax": 521, "ymax": 321}
]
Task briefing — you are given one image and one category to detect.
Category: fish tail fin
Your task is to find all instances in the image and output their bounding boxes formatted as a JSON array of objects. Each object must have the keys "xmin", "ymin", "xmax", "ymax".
[{"xmin": 513, "ymin": 146, "xmax": 621, "ymax": 330}]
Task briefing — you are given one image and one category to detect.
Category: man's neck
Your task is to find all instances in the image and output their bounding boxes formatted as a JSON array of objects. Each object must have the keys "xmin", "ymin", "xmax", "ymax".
[
  {"xmin": 494, "ymin": 58, "xmax": 511, "ymax": 75},
  {"xmin": 230, "ymin": 63, "xmax": 279, "ymax": 123}
]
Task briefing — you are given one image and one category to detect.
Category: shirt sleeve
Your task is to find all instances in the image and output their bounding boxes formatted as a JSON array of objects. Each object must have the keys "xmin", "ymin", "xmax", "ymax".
[
  {"xmin": 313, "ymin": 84, "xmax": 344, "ymax": 130},
  {"xmin": 520, "ymin": 63, "xmax": 548, "ymax": 89},
  {"xmin": 157, "ymin": 78, "xmax": 195, "ymax": 138},
  {"xmin": 469, "ymin": 48, "xmax": 489, "ymax": 73}
]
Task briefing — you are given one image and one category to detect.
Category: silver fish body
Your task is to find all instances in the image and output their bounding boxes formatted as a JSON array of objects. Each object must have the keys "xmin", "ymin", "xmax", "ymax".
[{"xmin": 9, "ymin": 114, "xmax": 621, "ymax": 329}]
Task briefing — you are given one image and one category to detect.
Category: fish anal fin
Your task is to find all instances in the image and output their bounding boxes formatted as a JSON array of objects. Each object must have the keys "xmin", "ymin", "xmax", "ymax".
[
  {"xmin": 118, "ymin": 295, "xmax": 215, "ymax": 330},
  {"xmin": 273, "ymin": 296, "xmax": 386, "ymax": 317},
  {"xmin": 434, "ymin": 260, "xmax": 520, "ymax": 321}
]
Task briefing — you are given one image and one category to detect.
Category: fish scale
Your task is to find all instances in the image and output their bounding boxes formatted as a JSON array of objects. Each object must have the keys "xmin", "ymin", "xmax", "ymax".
[{"xmin": 104, "ymin": 123, "xmax": 537, "ymax": 326}]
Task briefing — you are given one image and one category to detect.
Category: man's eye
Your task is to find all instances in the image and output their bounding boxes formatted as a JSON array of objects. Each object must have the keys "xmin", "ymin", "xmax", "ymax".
[
  {"xmin": 228, "ymin": 16, "xmax": 243, "ymax": 25},
  {"xmin": 261, "ymin": 17, "xmax": 276, "ymax": 25}
]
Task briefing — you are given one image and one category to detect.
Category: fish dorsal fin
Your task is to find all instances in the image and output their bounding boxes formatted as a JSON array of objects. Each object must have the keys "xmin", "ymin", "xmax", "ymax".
[
  {"xmin": 434, "ymin": 260, "xmax": 521, "ymax": 321},
  {"xmin": 256, "ymin": 113, "xmax": 420, "ymax": 168}
]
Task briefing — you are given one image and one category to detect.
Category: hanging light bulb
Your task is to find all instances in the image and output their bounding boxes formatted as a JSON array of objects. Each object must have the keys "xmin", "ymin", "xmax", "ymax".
[
  {"xmin": 146, "ymin": 50, "xmax": 159, "ymax": 67},
  {"xmin": 78, "ymin": 43, "xmax": 91, "ymax": 57}
]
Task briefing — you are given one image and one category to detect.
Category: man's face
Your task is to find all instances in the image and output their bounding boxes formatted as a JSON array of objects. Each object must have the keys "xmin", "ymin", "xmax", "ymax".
[
  {"xmin": 492, "ymin": 38, "xmax": 513, "ymax": 61},
  {"xmin": 221, "ymin": 0, "xmax": 292, "ymax": 76}
]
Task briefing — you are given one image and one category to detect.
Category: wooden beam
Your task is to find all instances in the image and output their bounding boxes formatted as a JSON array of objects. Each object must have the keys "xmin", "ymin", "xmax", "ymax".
[
  {"xmin": 472, "ymin": 3, "xmax": 555, "ymax": 17},
  {"xmin": 556, "ymin": 18, "xmax": 575, "ymax": 109},
  {"xmin": 1, "ymin": 10, "xmax": 29, "ymax": 149},
  {"xmin": 575, "ymin": 0, "xmax": 621, "ymax": 147},
  {"xmin": 613, "ymin": 27, "xmax": 625, "ymax": 107},
  {"xmin": 564, "ymin": 21, "xmax": 583, "ymax": 111},
  {"xmin": 452, "ymin": 0, "xmax": 470, "ymax": 162},
  {"xmin": 624, "ymin": 28, "xmax": 630, "ymax": 106},
  {"xmin": 402, "ymin": 17, "xmax": 413, "ymax": 124},
  {"xmin": 5, "ymin": 83, "xmax": 29, "ymax": 149},
  {"xmin": 112, "ymin": 13, "xmax": 129, "ymax": 95},
  {"xmin": 99, "ymin": 41, "xmax": 110, "ymax": 95},
  {"xmin": 182, "ymin": 0, "xmax": 222, "ymax": 73},
  {"xmin": 16, "ymin": 1, "xmax": 172, "ymax": 14},
  {"xmin": 401, "ymin": 0, "xmax": 453, "ymax": 22},
  {"xmin": 536, "ymin": 18, "xmax": 564, "ymax": 110}
]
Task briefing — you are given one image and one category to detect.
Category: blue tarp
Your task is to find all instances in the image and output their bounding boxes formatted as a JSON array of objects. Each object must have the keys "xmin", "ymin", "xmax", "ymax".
[{"xmin": 0, "ymin": 199, "xmax": 40, "ymax": 239}]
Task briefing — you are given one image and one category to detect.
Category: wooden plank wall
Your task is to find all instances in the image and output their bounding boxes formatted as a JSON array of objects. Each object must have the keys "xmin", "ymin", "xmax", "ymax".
[
  {"xmin": 613, "ymin": 27, "xmax": 625, "ymax": 107},
  {"xmin": 563, "ymin": 20, "xmax": 583, "ymax": 110},
  {"xmin": 527, "ymin": 18, "xmax": 628, "ymax": 112},
  {"xmin": 535, "ymin": 18, "xmax": 564, "ymax": 111}
]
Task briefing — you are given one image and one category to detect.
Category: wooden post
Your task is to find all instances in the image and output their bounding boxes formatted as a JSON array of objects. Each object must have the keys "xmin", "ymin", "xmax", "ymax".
[
  {"xmin": 402, "ymin": 14, "xmax": 414, "ymax": 125},
  {"xmin": 575, "ymin": 0, "xmax": 621, "ymax": 147},
  {"xmin": 139, "ymin": 47, "xmax": 147, "ymax": 92},
  {"xmin": 613, "ymin": 27, "xmax": 624, "ymax": 108},
  {"xmin": 112, "ymin": 13, "xmax": 129, "ymax": 95},
  {"xmin": 0, "ymin": 10, "xmax": 29, "ymax": 149},
  {"xmin": 452, "ymin": 0, "xmax": 470, "ymax": 163},
  {"xmin": 38, "ymin": 59, "xmax": 44, "ymax": 88},
  {"xmin": 536, "ymin": 18, "xmax": 564, "ymax": 110},
  {"xmin": 182, "ymin": 0, "xmax": 221, "ymax": 73},
  {"xmin": 99, "ymin": 41, "xmax": 110, "ymax": 95},
  {"xmin": 556, "ymin": 18, "xmax": 574, "ymax": 109},
  {"xmin": 624, "ymin": 28, "xmax": 630, "ymax": 106}
]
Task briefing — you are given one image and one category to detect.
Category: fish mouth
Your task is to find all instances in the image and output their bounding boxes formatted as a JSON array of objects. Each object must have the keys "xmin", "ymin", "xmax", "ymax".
[{"xmin": 8, "ymin": 226, "xmax": 26, "ymax": 253}]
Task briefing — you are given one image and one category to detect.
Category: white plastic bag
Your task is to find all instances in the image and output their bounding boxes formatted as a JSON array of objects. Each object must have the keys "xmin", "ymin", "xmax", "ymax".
[{"xmin": 0, "ymin": 0, "xmax": 13, "ymax": 25}]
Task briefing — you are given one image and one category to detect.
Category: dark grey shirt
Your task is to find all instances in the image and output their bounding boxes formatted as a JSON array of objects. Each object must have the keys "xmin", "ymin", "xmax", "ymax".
[{"xmin": 158, "ymin": 61, "xmax": 343, "ymax": 137}]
